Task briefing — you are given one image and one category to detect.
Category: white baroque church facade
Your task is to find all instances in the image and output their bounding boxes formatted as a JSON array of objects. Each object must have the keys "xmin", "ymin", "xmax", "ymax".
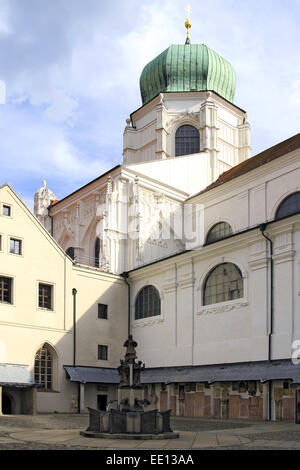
[{"xmin": 1, "ymin": 37, "xmax": 300, "ymax": 421}]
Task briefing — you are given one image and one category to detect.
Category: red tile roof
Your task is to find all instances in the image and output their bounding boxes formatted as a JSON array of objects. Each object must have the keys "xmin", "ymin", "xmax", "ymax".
[{"xmin": 188, "ymin": 133, "xmax": 300, "ymax": 200}]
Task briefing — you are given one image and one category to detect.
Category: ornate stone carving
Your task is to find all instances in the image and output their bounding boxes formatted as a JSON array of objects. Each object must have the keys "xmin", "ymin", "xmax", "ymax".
[
  {"xmin": 197, "ymin": 301, "xmax": 249, "ymax": 316},
  {"xmin": 34, "ymin": 179, "xmax": 56, "ymax": 217},
  {"xmin": 166, "ymin": 111, "xmax": 200, "ymax": 130},
  {"xmin": 117, "ymin": 335, "xmax": 145, "ymax": 389},
  {"xmin": 134, "ymin": 317, "xmax": 164, "ymax": 328}
]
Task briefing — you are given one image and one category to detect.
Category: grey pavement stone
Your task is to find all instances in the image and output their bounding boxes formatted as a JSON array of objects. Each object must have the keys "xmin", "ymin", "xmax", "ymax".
[{"xmin": 1, "ymin": 413, "xmax": 300, "ymax": 450}]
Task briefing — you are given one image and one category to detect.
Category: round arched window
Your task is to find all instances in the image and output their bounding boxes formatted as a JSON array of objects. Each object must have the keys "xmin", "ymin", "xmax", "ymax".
[
  {"xmin": 206, "ymin": 222, "xmax": 233, "ymax": 244},
  {"xmin": 175, "ymin": 125, "xmax": 200, "ymax": 157},
  {"xmin": 275, "ymin": 192, "xmax": 300, "ymax": 220},
  {"xmin": 135, "ymin": 285, "xmax": 161, "ymax": 320},
  {"xmin": 34, "ymin": 345, "xmax": 52, "ymax": 390},
  {"xmin": 203, "ymin": 263, "xmax": 244, "ymax": 306}
]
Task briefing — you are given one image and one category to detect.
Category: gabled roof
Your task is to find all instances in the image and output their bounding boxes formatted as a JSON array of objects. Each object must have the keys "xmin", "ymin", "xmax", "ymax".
[
  {"xmin": 0, "ymin": 183, "xmax": 73, "ymax": 260},
  {"xmin": 49, "ymin": 165, "xmax": 121, "ymax": 209},
  {"xmin": 188, "ymin": 133, "xmax": 300, "ymax": 200}
]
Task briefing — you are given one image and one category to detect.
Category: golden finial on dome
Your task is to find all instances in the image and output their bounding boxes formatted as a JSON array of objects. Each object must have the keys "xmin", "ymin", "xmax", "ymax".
[{"xmin": 185, "ymin": 4, "xmax": 192, "ymax": 45}]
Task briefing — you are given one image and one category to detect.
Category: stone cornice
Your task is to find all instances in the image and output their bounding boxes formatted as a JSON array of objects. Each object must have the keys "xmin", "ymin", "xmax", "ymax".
[
  {"xmin": 162, "ymin": 281, "xmax": 178, "ymax": 293},
  {"xmin": 273, "ymin": 250, "xmax": 296, "ymax": 265},
  {"xmin": 248, "ymin": 257, "xmax": 269, "ymax": 271},
  {"xmin": 178, "ymin": 277, "xmax": 195, "ymax": 289},
  {"xmin": 129, "ymin": 231, "xmax": 259, "ymax": 281}
]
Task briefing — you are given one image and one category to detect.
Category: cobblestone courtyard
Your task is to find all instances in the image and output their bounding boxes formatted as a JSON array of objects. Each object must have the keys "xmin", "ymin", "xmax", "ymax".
[{"xmin": 0, "ymin": 414, "xmax": 300, "ymax": 450}]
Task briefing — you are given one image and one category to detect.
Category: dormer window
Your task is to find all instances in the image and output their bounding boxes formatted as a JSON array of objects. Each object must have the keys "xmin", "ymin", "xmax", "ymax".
[{"xmin": 175, "ymin": 125, "xmax": 200, "ymax": 157}]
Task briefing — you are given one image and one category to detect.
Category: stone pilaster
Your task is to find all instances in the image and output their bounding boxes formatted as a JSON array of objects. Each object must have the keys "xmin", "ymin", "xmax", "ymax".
[
  {"xmin": 155, "ymin": 93, "xmax": 168, "ymax": 159},
  {"xmin": 200, "ymin": 95, "xmax": 219, "ymax": 183},
  {"xmin": 80, "ymin": 383, "xmax": 85, "ymax": 413},
  {"xmin": 238, "ymin": 114, "xmax": 251, "ymax": 161}
]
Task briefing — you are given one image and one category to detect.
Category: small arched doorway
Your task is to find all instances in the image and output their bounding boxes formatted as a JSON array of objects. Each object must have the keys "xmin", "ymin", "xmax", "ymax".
[{"xmin": 2, "ymin": 393, "xmax": 12, "ymax": 414}]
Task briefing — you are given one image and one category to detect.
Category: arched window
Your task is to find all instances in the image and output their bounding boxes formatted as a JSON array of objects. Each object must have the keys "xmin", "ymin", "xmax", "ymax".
[
  {"xmin": 66, "ymin": 247, "xmax": 75, "ymax": 260},
  {"xmin": 206, "ymin": 222, "xmax": 233, "ymax": 245},
  {"xmin": 203, "ymin": 263, "xmax": 244, "ymax": 306},
  {"xmin": 95, "ymin": 238, "xmax": 100, "ymax": 267},
  {"xmin": 275, "ymin": 192, "xmax": 300, "ymax": 220},
  {"xmin": 135, "ymin": 285, "xmax": 161, "ymax": 320},
  {"xmin": 34, "ymin": 345, "xmax": 52, "ymax": 390},
  {"xmin": 175, "ymin": 125, "xmax": 200, "ymax": 157}
]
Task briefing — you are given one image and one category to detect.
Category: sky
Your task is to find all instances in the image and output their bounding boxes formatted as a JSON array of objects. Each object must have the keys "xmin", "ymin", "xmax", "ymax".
[{"xmin": 0, "ymin": 0, "xmax": 299, "ymax": 209}]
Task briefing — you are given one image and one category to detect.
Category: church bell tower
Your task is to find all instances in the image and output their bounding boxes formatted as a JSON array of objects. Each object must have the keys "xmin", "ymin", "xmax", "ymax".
[{"xmin": 123, "ymin": 11, "xmax": 251, "ymax": 195}]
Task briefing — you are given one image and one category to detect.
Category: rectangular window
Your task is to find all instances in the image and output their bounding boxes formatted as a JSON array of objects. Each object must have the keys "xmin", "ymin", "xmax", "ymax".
[
  {"xmin": 39, "ymin": 284, "xmax": 52, "ymax": 310},
  {"xmin": 2, "ymin": 205, "xmax": 11, "ymax": 216},
  {"xmin": 10, "ymin": 238, "xmax": 22, "ymax": 255},
  {"xmin": 0, "ymin": 276, "xmax": 12, "ymax": 303},
  {"xmin": 98, "ymin": 303, "xmax": 108, "ymax": 319},
  {"xmin": 98, "ymin": 345, "xmax": 108, "ymax": 361}
]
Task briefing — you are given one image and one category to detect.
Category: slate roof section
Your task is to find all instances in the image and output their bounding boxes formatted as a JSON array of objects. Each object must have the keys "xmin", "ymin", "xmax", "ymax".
[
  {"xmin": 188, "ymin": 133, "xmax": 300, "ymax": 200},
  {"xmin": 64, "ymin": 366, "xmax": 120, "ymax": 384},
  {"xmin": 0, "ymin": 364, "xmax": 35, "ymax": 387},
  {"xmin": 64, "ymin": 360, "xmax": 300, "ymax": 385},
  {"xmin": 142, "ymin": 360, "xmax": 300, "ymax": 384}
]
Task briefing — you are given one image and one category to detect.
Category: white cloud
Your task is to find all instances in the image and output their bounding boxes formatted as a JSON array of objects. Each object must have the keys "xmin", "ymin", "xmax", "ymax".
[
  {"xmin": 44, "ymin": 89, "xmax": 78, "ymax": 124},
  {"xmin": 0, "ymin": 0, "xmax": 299, "ymax": 205},
  {"xmin": 51, "ymin": 140, "xmax": 105, "ymax": 181},
  {"xmin": 0, "ymin": 0, "xmax": 13, "ymax": 35}
]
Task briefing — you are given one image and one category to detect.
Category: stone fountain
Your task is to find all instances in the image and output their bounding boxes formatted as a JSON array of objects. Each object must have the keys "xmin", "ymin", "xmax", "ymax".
[{"xmin": 81, "ymin": 335, "xmax": 179, "ymax": 440}]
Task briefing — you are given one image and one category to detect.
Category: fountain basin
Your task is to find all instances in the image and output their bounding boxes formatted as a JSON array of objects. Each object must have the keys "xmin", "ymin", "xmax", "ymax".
[{"xmin": 80, "ymin": 407, "xmax": 179, "ymax": 440}]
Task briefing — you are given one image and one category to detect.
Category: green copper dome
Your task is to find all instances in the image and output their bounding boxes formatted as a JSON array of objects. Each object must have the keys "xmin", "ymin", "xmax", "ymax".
[{"xmin": 140, "ymin": 44, "xmax": 236, "ymax": 105}]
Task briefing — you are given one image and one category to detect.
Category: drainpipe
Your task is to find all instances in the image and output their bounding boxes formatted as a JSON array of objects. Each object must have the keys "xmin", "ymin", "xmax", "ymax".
[
  {"xmin": 72, "ymin": 288, "xmax": 80, "ymax": 414},
  {"xmin": 259, "ymin": 224, "xmax": 274, "ymax": 421},
  {"xmin": 122, "ymin": 273, "xmax": 131, "ymax": 337},
  {"xmin": 192, "ymin": 258, "xmax": 195, "ymax": 365},
  {"xmin": 72, "ymin": 288, "xmax": 78, "ymax": 366}
]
